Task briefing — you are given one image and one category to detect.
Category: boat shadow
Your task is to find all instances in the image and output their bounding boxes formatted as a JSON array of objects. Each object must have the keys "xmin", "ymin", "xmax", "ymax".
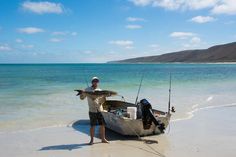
[{"xmin": 72, "ymin": 119, "xmax": 156, "ymax": 142}]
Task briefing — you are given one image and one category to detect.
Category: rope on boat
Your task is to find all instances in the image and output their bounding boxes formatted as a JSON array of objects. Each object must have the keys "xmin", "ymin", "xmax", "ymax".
[
  {"xmin": 118, "ymin": 142, "xmax": 165, "ymax": 157},
  {"xmin": 166, "ymin": 121, "xmax": 171, "ymax": 134}
]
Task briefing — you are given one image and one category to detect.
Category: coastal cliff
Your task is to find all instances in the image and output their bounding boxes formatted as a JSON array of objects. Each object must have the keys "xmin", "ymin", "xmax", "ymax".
[{"xmin": 110, "ymin": 42, "xmax": 236, "ymax": 63}]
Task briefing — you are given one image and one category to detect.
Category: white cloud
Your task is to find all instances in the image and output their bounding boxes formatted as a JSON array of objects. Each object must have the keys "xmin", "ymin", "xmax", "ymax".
[
  {"xmin": 149, "ymin": 44, "xmax": 159, "ymax": 48},
  {"xmin": 71, "ymin": 32, "xmax": 78, "ymax": 36},
  {"xmin": 184, "ymin": 0, "xmax": 218, "ymax": 10},
  {"xmin": 182, "ymin": 36, "xmax": 202, "ymax": 49},
  {"xmin": 182, "ymin": 43, "xmax": 191, "ymax": 48},
  {"xmin": 22, "ymin": 44, "xmax": 34, "ymax": 48},
  {"xmin": 211, "ymin": 0, "xmax": 236, "ymax": 15},
  {"xmin": 52, "ymin": 31, "xmax": 77, "ymax": 36},
  {"xmin": 50, "ymin": 38, "xmax": 63, "ymax": 42},
  {"xmin": 52, "ymin": 31, "xmax": 68, "ymax": 35},
  {"xmin": 170, "ymin": 32, "xmax": 195, "ymax": 39},
  {"xmin": 108, "ymin": 50, "xmax": 116, "ymax": 54},
  {"xmin": 109, "ymin": 40, "xmax": 134, "ymax": 49},
  {"xmin": 21, "ymin": 1, "xmax": 64, "ymax": 14},
  {"xmin": 130, "ymin": 0, "xmax": 218, "ymax": 10},
  {"xmin": 83, "ymin": 50, "xmax": 93, "ymax": 54},
  {"xmin": 170, "ymin": 31, "xmax": 202, "ymax": 47},
  {"xmin": 128, "ymin": 0, "xmax": 236, "ymax": 15},
  {"xmin": 126, "ymin": 24, "xmax": 142, "ymax": 29},
  {"xmin": 149, "ymin": 44, "xmax": 160, "ymax": 52},
  {"xmin": 129, "ymin": 0, "xmax": 153, "ymax": 6},
  {"xmin": 190, "ymin": 37, "xmax": 201, "ymax": 44},
  {"xmin": 18, "ymin": 27, "xmax": 44, "ymax": 34},
  {"xmin": 152, "ymin": 0, "xmax": 183, "ymax": 10},
  {"xmin": 0, "ymin": 44, "xmax": 12, "ymax": 51},
  {"xmin": 129, "ymin": 0, "xmax": 236, "ymax": 15},
  {"xmin": 126, "ymin": 17, "xmax": 145, "ymax": 22},
  {"xmin": 16, "ymin": 39, "xmax": 23, "ymax": 43},
  {"xmin": 190, "ymin": 16, "xmax": 216, "ymax": 23}
]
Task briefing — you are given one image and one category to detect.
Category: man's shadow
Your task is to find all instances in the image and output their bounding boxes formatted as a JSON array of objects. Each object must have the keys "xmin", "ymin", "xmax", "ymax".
[
  {"xmin": 39, "ymin": 143, "xmax": 87, "ymax": 151},
  {"xmin": 38, "ymin": 120, "xmax": 92, "ymax": 151}
]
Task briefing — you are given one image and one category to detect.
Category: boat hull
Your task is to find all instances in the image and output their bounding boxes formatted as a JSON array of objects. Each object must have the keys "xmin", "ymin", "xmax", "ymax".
[{"xmin": 101, "ymin": 111, "xmax": 171, "ymax": 136}]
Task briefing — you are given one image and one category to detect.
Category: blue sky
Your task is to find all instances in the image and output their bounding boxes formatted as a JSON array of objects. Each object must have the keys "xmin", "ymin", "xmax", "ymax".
[{"xmin": 0, "ymin": 0, "xmax": 236, "ymax": 63}]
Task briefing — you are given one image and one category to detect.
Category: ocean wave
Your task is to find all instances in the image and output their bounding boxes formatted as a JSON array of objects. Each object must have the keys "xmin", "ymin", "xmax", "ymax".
[
  {"xmin": 0, "ymin": 124, "xmax": 68, "ymax": 135},
  {"xmin": 171, "ymin": 102, "xmax": 236, "ymax": 122},
  {"xmin": 191, "ymin": 104, "xmax": 199, "ymax": 109},
  {"xmin": 206, "ymin": 96, "xmax": 213, "ymax": 102}
]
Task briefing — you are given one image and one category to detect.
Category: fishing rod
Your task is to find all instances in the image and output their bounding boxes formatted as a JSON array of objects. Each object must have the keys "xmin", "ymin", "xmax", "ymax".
[
  {"xmin": 84, "ymin": 76, "xmax": 89, "ymax": 87},
  {"xmin": 75, "ymin": 69, "xmax": 89, "ymax": 96},
  {"xmin": 168, "ymin": 73, "xmax": 172, "ymax": 113},
  {"xmin": 83, "ymin": 69, "xmax": 89, "ymax": 87},
  {"xmin": 135, "ymin": 73, "xmax": 144, "ymax": 106}
]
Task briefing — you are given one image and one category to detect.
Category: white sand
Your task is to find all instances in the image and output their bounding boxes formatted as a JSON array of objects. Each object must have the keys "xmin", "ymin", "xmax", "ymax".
[{"xmin": 0, "ymin": 106, "xmax": 235, "ymax": 157}]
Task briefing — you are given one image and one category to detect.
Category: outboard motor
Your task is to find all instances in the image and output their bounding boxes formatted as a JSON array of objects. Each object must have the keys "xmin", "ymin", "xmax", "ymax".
[{"xmin": 140, "ymin": 99, "xmax": 165, "ymax": 133}]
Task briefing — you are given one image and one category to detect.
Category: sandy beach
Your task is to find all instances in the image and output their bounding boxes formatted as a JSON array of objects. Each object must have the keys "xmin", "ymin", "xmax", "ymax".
[{"xmin": 1, "ymin": 104, "xmax": 235, "ymax": 157}]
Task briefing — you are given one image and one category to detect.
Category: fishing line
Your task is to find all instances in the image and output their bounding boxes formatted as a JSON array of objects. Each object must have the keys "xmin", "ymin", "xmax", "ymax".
[
  {"xmin": 166, "ymin": 121, "xmax": 171, "ymax": 134},
  {"xmin": 124, "ymin": 121, "xmax": 166, "ymax": 157},
  {"xmin": 144, "ymin": 144, "xmax": 166, "ymax": 157},
  {"xmin": 166, "ymin": 73, "xmax": 172, "ymax": 134},
  {"xmin": 135, "ymin": 72, "xmax": 145, "ymax": 106},
  {"xmin": 168, "ymin": 73, "xmax": 172, "ymax": 113},
  {"xmin": 118, "ymin": 142, "xmax": 165, "ymax": 157},
  {"xmin": 83, "ymin": 69, "xmax": 89, "ymax": 87}
]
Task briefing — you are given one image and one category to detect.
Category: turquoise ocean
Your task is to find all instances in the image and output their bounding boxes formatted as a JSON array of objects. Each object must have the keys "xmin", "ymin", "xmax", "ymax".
[{"xmin": 0, "ymin": 63, "xmax": 236, "ymax": 132}]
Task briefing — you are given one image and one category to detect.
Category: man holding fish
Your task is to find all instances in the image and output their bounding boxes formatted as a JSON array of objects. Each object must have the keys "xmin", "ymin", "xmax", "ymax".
[{"xmin": 76, "ymin": 77, "xmax": 109, "ymax": 145}]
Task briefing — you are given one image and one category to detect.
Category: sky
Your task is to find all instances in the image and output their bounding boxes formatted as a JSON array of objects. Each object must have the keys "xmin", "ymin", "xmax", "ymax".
[{"xmin": 0, "ymin": 0, "xmax": 236, "ymax": 63}]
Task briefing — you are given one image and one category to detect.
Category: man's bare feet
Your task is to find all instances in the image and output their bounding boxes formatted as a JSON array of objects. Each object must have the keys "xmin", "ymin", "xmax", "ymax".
[
  {"xmin": 88, "ymin": 140, "xmax": 94, "ymax": 145},
  {"xmin": 101, "ymin": 138, "xmax": 109, "ymax": 143}
]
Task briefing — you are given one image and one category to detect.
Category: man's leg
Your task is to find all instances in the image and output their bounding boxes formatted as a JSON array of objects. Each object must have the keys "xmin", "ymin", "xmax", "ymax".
[
  {"xmin": 100, "ymin": 125, "xmax": 109, "ymax": 143},
  {"xmin": 89, "ymin": 112, "xmax": 96, "ymax": 145},
  {"xmin": 89, "ymin": 126, "xmax": 95, "ymax": 145}
]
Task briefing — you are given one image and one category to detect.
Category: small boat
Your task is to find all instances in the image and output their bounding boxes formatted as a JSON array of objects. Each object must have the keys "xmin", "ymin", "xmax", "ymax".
[
  {"xmin": 75, "ymin": 75, "xmax": 175, "ymax": 136},
  {"xmin": 101, "ymin": 98, "xmax": 173, "ymax": 136}
]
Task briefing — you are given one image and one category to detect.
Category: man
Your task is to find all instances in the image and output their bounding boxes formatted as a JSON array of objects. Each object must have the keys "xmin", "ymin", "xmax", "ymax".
[{"xmin": 78, "ymin": 77, "xmax": 109, "ymax": 145}]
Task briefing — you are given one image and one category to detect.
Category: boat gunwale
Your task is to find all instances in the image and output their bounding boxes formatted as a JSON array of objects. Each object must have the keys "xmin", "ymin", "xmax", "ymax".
[{"xmin": 103, "ymin": 99, "xmax": 168, "ymax": 116}]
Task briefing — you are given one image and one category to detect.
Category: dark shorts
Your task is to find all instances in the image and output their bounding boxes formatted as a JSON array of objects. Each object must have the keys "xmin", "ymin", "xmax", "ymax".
[{"xmin": 89, "ymin": 112, "xmax": 106, "ymax": 126}]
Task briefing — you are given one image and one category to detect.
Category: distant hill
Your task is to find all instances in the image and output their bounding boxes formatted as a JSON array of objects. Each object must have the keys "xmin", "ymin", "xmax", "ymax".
[{"xmin": 110, "ymin": 42, "xmax": 236, "ymax": 63}]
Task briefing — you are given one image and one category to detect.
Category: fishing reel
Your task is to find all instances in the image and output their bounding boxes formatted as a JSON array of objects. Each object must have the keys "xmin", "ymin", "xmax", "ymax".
[{"xmin": 171, "ymin": 106, "xmax": 176, "ymax": 113}]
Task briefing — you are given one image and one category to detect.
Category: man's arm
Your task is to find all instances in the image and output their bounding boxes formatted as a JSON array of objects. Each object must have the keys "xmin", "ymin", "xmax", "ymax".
[
  {"xmin": 74, "ymin": 90, "xmax": 86, "ymax": 100},
  {"xmin": 80, "ymin": 92, "xmax": 86, "ymax": 100}
]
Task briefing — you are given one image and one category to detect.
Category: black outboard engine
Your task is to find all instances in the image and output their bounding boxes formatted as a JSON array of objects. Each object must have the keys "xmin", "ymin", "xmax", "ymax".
[{"xmin": 140, "ymin": 99, "xmax": 165, "ymax": 133}]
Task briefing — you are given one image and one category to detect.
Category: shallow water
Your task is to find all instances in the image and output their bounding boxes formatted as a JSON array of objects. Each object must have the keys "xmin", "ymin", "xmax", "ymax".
[{"xmin": 0, "ymin": 63, "xmax": 236, "ymax": 132}]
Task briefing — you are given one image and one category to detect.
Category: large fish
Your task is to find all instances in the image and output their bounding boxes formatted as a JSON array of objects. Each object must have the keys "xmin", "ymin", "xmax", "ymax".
[{"xmin": 74, "ymin": 89, "xmax": 117, "ymax": 97}]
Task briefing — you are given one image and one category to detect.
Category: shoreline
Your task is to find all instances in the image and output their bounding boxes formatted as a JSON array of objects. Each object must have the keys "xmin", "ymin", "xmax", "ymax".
[{"xmin": 1, "ymin": 102, "xmax": 236, "ymax": 134}]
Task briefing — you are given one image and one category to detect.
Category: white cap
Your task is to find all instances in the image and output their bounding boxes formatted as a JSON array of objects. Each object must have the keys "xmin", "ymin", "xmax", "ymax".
[{"xmin": 91, "ymin": 77, "xmax": 99, "ymax": 82}]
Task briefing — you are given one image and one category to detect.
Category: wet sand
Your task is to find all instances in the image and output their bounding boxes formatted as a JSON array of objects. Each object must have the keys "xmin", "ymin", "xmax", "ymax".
[{"xmin": 0, "ymin": 105, "xmax": 235, "ymax": 157}]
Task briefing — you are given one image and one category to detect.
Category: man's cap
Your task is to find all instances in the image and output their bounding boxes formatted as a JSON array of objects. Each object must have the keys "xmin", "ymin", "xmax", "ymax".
[{"xmin": 91, "ymin": 77, "xmax": 99, "ymax": 82}]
